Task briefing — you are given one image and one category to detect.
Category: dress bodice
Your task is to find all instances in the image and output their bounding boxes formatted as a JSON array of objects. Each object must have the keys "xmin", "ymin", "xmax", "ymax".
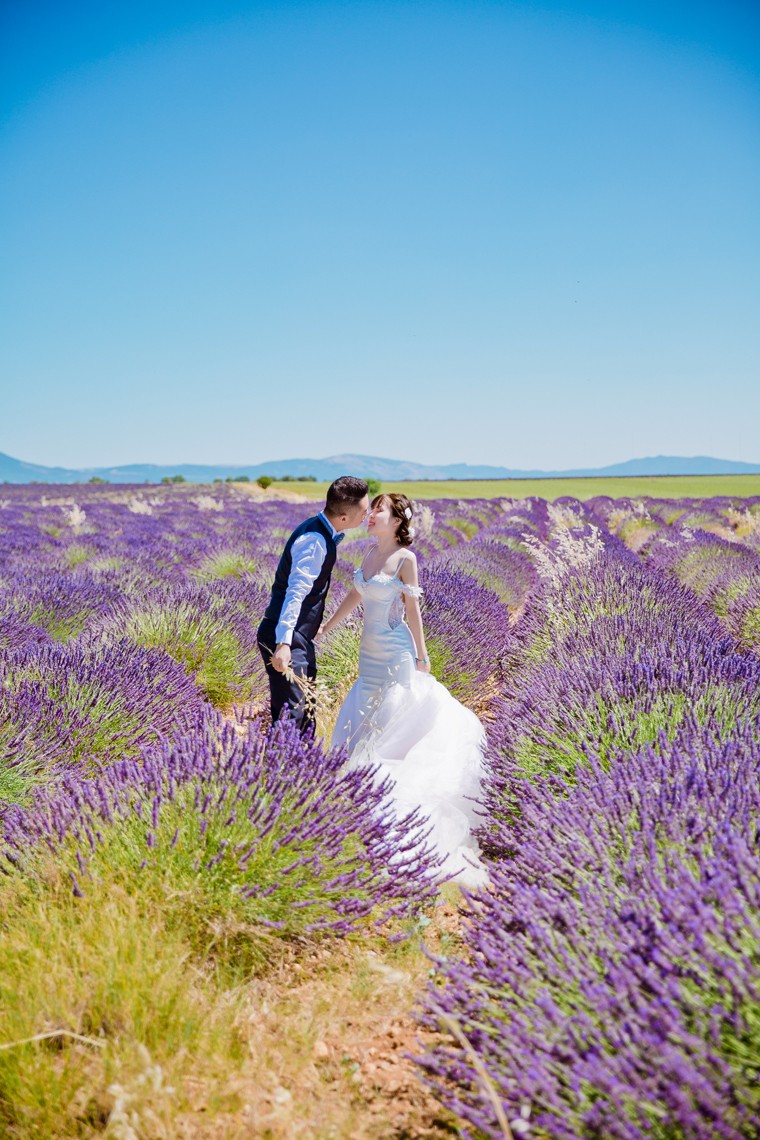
[{"xmin": 354, "ymin": 565, "xmax": 423, "ymax": 631}]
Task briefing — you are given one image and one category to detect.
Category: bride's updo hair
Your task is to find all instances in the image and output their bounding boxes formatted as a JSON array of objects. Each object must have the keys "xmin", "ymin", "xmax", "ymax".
[{"xmin": 371, "ymin": 492, "xmax": 415, "ymax": 547}]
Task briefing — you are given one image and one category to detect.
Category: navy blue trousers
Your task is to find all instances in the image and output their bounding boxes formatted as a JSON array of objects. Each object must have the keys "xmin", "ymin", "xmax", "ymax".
[{"xmin": 257, "ymin": 621, "xmax": 317, "ymax": 736}]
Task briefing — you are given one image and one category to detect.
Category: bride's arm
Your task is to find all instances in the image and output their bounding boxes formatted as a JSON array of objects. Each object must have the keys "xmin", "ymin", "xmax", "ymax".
[
  {"xmin": 317, "ymin": 586, "xmax": 362, "ymax": 639},
  {"xmin": 399, "ymin": 555, "xmax": 430, "ymax": 673}
]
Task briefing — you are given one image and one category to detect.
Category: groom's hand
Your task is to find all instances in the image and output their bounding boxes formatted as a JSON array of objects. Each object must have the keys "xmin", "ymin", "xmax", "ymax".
[{"xmin": 271, "ymin": 643, "xmax": 292, "ymax": 674}]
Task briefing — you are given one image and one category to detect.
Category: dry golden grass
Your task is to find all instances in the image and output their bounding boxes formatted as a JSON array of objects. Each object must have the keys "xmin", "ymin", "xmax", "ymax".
[
  {"xmin": 172, "ymin": 892, "xmax": 466, "ymax": 1138},
  {"xmin": 0, "ymin": 845, "xmax": 469, "ymax": 1139}
]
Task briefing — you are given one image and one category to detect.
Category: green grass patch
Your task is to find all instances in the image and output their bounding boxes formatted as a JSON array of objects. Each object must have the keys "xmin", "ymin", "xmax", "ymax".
[
  {"xmin": 740, "ymin": 605, "xmax": 760, "ymax": 653},
  {"xmin": 88, "ymin": 556, "xmax": 122, "ymax": 573},
  {"xmin": 64, "ymin": 543, "xmax": 93, "ymax": 568},
  {"xmin": 446, "ymin": 518, "xmax": 480, "ymax": 540},
  {"xmin": 672, "ymin": 544, "xmax": 751, "ymax": 595},
  {"xmin": 315, "ymin": 623, "xmax": 361, "ymax": 738},
  {"xmin": 616, "ymin": 517, "xmax": 660, "ymax": 547},
  {"xmin": 0, "ymin": 858, "xmax": 246, "ymax": 1137},
  {"xmin": 27, "ymin": 603, "xmax": 88, "ymax": 643},
  {"xmin": 192, "ymin": 550, "xmax": 259, "ymax": 582},
  {"xmin": 512, "ymin": 684, "xmax": 747, "ymax": 781},
  {"xmin": 425, "ymin": 636, "xmax": 481, "ymax": 706},
  {"xmin": 712, "ymin": 577, "xmax": 754, "ymax": 619},
  {"xmin": 123, "ymin": 603, "xmax": 250, "ymax": 706},
  {"xmin": 266, "ymin": 474, "xmax": 760, "ymax": 501}
]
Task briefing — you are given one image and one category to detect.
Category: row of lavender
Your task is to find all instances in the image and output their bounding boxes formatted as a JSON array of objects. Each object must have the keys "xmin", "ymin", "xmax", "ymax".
[
  {"xmin": 419, "ymin": 496, "xmax": 760, "ymax": 1138},
  {"xmin": 588, "ymin": 494, "xmax": 760, "ymax": 655},
  {"xmin": 0, "ymin": 485, "xmax": 512, "ymax": 951}
]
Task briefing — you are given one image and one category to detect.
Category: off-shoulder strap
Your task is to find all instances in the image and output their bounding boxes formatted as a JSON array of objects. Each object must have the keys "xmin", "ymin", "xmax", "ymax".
[{"xmin": 400, "ymin": 581, "xmax": 423, "ymax": 597}]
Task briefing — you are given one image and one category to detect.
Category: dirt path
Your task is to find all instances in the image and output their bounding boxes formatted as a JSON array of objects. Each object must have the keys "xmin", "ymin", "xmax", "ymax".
[{"xmin": 174, "ymin": 896, "xmax": 466, "ymax": 1138}]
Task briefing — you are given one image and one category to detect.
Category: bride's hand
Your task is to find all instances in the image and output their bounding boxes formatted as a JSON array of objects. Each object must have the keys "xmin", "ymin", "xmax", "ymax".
[{"xmin": 415, "ymin": 656, "xmax": 431, "ymax": 673}]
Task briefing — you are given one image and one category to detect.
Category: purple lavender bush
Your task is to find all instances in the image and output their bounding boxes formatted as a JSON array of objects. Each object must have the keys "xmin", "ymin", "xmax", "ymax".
[
  {"xmin": 640, "ymin": 527, "xmax": 760, "ymax": 657},
  {"xmin": 104, "ymin": 577, "xmax": 270, "ymax": 707},
  {"xmin": 441, "ymin": 534, "xmax": 538, "ymax": 616},
  {"xmin": 421, "ymin": 566, "xmax": 515, "ymax": 718},
  {"xmin": 0, "ymin": 568, "xmax": 127, "ymax": 643},
  {"xmin": 418, "ymin": 720, "xmax": 760, "ymax": 1139},
  {"xmin": 0, "ymin": 612, "xmax": 53, "ymax": 652},
  {"xmin": 0, "ymin": 640, "xmax": 205, "ymax": 804},
  {"xmin": 487, "ymin": 535, "xmax": 760, "ymax": 794},
  {"xmin": 415, "ymin": 502, "xmax": 760, "ymax": 1138},
  {"xmin": 2, "ymin": 714, "xmax": 442, "ymax": 965}
]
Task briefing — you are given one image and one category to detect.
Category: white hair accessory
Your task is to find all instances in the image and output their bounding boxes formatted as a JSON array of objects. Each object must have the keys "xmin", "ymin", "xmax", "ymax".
[{"xmin": 404, "ymin": 506, "xmax": 413, "ymax": 519}]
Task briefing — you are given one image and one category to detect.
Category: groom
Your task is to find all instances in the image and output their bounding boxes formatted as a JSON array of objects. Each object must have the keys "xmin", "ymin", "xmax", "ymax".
[{"xmin": 257, "ymin": 475, "xmax": 369, "ymax": 734}]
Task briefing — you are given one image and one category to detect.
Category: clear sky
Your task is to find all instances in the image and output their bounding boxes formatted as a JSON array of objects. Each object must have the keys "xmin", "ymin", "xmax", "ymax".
[{"xmin": 1, "ymin": 0, "xmax": 758, "ymax": 470}]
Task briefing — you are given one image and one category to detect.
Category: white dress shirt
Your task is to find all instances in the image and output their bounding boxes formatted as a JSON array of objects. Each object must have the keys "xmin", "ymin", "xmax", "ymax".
[{"xmin": 275, "ymin": 512, "xmax": 342, "ymax": 646}]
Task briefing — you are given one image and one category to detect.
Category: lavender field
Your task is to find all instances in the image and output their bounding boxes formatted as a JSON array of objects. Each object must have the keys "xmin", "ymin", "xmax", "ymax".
[{"xmin": 1, "ymin": 484, "xmax": 759, "ymax": 1138}]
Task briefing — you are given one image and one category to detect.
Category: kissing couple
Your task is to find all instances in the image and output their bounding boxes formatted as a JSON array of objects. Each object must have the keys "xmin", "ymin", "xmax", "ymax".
[{"xmin": 257, "ymin": 476, "xmax": 488, "ymax": 885}]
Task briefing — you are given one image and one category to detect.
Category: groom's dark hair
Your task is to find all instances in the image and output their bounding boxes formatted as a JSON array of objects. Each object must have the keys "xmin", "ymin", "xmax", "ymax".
[{"xmin": 325, "ymin": 476, "xmax": 369, "ymax": 514}]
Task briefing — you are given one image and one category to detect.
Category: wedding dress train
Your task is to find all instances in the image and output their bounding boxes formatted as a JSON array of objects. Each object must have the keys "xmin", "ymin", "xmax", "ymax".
[{"xmin": 331, "ymin": 562, "xmax": 489, "ymax": 887}]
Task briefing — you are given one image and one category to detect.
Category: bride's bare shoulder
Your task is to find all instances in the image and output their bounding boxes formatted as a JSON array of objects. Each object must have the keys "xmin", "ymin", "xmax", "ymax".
[{"xmin": 397, "ymin": 550, "xmax": 418, "ymax": 577}]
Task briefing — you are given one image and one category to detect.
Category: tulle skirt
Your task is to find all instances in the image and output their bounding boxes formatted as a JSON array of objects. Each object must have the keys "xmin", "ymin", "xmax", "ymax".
[{"xmin": 332, "ymin": 649, "xmax": 489, "ymax": 888}]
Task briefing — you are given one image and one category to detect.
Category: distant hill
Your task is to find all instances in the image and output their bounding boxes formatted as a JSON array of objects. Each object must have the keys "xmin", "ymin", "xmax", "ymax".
[{"xmin": 1, "ymin": 450, "xmax": 759, "ymax": 485}]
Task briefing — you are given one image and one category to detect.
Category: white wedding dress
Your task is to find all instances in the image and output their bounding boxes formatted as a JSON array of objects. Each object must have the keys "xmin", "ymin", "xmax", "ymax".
[{"xmin": 331, "ymin": 560, "xmax": 489, "ymax": 888}]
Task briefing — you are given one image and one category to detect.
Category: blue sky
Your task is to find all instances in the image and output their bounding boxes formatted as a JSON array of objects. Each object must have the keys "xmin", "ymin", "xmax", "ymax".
[{"xmin": 1, "ymin": 0, "xmax": 758, "ymax": 470}]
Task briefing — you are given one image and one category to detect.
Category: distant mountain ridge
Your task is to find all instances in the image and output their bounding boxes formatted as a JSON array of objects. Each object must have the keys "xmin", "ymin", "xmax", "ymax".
[{"xmin": 1, "ymin": 450, "xmax": 759, "ymax": 485}]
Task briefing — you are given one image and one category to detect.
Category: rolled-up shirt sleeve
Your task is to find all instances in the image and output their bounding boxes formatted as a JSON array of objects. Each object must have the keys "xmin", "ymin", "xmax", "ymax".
[{"xmin": 275, "ymin": 532, "xmax": 328, "ymax": 645}]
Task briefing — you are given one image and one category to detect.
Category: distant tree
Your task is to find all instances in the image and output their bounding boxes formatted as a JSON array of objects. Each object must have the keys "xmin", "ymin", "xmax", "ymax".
[
  {"xmin": 161, "ymin": 475, "xmax": 186, "ymax": 484},
  {"xmin": 88, "ymin": 476, "xmax": 107, "ymax": 483},
  {"xmin": 213, "ymin": 478, "xmax": 224, "ymax": 483},
  {"xmin": 367, "ymin": 478, "xmax": 382, "ymax": 497},
  {"xmin": 256, "ymin": 475, "xmax": 274, "ymax": 489},
  {"xmin": 236, "ymin": 475, "xmax": 251, "ymax": 482}
]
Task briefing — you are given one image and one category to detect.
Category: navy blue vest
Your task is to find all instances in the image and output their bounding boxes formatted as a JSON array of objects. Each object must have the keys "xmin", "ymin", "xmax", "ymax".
[{"xmin": 261, "ymin": 515, "xmax": 338, "ymax": 642}]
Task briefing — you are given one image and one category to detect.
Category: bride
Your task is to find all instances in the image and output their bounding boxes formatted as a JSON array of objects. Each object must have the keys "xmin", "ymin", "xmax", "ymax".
[{"xmin": 317, "ymin": 492, "xmax": 488, "ymax": 887}]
